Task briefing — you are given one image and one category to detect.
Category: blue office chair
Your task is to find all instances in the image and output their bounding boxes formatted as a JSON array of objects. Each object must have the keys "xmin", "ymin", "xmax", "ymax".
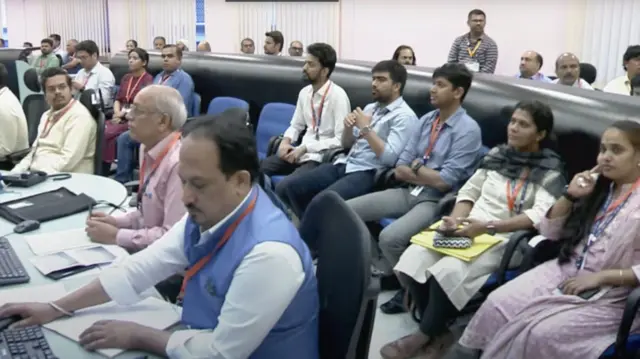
[
  {"xmin": 191, "ymin": 93, "xmax": 202, "ymax": 116},
  {"xmin": 256, "ymin": 103, "xmax": 295, "ymax": 160},
  {"xmin": 207, "ymin": 96, "xmax": 249, "ymax": 115}
]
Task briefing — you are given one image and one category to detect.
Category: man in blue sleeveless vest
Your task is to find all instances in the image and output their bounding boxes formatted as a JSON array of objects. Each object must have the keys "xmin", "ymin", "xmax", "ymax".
[{"xmin": 0, "ymin": 113, "xmax": 320, "ymax": 358}]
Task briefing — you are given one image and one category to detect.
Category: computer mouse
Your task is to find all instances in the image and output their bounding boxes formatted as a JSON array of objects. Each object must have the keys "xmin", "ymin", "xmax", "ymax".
[
  {"xmin": 13, "ymin": 220, "xmax": 40, "ymax": 234},
  {"xmin": 0, "ymin": 315, "xmax": 22, "ymax": 331}
]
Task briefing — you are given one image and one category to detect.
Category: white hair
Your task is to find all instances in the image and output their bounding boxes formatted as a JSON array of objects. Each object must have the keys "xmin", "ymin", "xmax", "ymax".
[{"xmin": 139, "ymin": 85, "xmax": 188, "ymax": 130}]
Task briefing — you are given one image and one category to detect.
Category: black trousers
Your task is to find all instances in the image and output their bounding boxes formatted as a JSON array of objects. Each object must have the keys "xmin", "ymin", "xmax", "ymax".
[
  {"xmin": 260, "ymin": 155, "xmax": 320, "ymax": 177},
  {"xmin": 155, "ymin": 275, "xmax": 184, "ymax": 304},
  {"xmin": 402, "ymin": 274, "xmax": 460, "ymax": 337}
]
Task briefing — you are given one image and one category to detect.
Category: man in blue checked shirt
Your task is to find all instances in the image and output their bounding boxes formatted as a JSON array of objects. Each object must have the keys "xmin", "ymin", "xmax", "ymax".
[
  {"xmin": 348, "ymin": 63, "xmax": 482, "ymax": 317},
  {"xmin": 278, "ymin": 60, "xmax": 417, "ymax": 218}
]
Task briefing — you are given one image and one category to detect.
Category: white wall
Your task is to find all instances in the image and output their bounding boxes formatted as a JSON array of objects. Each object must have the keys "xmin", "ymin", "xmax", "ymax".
[{"xmin": 5, "ymin": 0, "xmax": 45, "ymax": 46}]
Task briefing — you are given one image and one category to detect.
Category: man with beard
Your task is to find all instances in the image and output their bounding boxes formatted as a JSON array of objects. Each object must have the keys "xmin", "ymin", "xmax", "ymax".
[
  {"xmin": 260, "ymin": 43, "xmax": 350, "ymax": 197},
  {"xmin": 553, "ymin": 53, "xmax": 593, "ymax": 90},
  {"xmin": 278, "ymin": 60, "xmax": 417, "ymax": 218},
  {"xmin": 12, "ymin": 67, "xmax": 96, "ymax": 174},
  {"xmin": 31, "ymin": 38, "xmax": 61, "ymax": 75}
]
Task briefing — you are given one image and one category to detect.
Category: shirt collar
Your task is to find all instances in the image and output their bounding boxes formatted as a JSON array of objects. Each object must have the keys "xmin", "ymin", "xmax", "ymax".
[
  {"xmin": 85, "ymin": 62, "xmax": 103, "ymax": 75},
  {"xmin": 201, "ymin": 186, "xmax": 254, "ymax": 237},
  {"xmin": 466, "ymin": 33, "xmax": 487, "ymax": 43},
  {"xmin": 375, "ymin": 96, "xmax": 404, "ymax": 114},
  {"xmin": 431, "ymin": 106, "xmax": 466, "ymax": 127},
  {"xmin": 312, "ymin": 80, "xmax": 332, "ymax": 95},
  {"xmin": 145, "ymin": 132, "xmax": 179, "ymax": 160}
]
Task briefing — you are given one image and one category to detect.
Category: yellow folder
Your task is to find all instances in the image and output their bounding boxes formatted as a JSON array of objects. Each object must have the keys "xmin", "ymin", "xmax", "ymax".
[{"xmin": 410, "ymin": 220, "xmax": 503, "ymax": 262}]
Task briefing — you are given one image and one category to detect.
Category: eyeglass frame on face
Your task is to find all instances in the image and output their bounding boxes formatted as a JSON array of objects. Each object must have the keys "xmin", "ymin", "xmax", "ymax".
[
  {"xmin": 290, "ymin": 46, "xmax": 303, "ymax": 52},
  {"xmin": 126, "ymin": 105, "xmax": 168, "ymax": 122}
]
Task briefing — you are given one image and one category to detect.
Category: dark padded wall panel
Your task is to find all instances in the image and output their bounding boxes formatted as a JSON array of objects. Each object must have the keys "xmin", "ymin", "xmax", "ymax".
[{"xmin": 109, "ymin": 51, "xmax": 640, "ymax": 178}]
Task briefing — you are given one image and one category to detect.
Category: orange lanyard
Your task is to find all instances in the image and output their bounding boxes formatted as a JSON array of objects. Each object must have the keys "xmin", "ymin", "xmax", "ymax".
[
  {"xmin": 506, "ymin": 169, "xmax": 530, "ymax": 213},
  {"xmin": 41, "ymin": 100, "xmax": 75, "ymax": 138},
  {"xmin": 467, "ymin": 40, "xmax": 482, "ymax": 58},
  {"xmin": 138, "ymin": 133, "xmax": 181, "ymax": 198},
  {"xmin": 178, "ymin": 193, "xmax": 258, "ymax": 300},
  {"xmin": 594, "ymin": 178, "xmax": 640, "ymax": 222},
  {"xmin": 125, "ymin": 74, "xmax": 145, "ymax": 103},
  {"xmin": 310, "ymin": 82, "xmax": 332, "ymax": 132},
  {"xmin": 422, "ymin": 117, "xmax": 444, "ymax": 161}
]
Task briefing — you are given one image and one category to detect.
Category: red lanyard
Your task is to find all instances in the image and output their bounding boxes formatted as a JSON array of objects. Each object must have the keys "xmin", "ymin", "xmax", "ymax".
[
  {"xmin": 41, "ymin": 100, "xmax": 75, "ymax": 138},
  {"xmin": 39, "ymin": 57, "xmax": 46, "ymax": 68},
  {"xmin": 82, "ymin": 73, "xmax": 93, "ymax": 87},
  {"xmin": 506, "ymin": 169, "xmax": 530, "ymax": 213},
  {"xmin": 178, "ymin": 193, "xmax": 258, "ymax": 301},
  {"xmin": 138, "ymin": 132, "xmax": 181, "ymax": 192},
  {"xmin": 125, "ymin": 74, "xmax": 145, "ymax": 103},
  {"xmin": 159, "ymin": 74, "xmax": 172, "ymax": 85},
  {"xmin": 422, "ymin": 117, "xmax": 444, "ymax": 161},
  {"xmin": 594, "ymin": 178, "xmax": 640, "ymax": 222},
  {"xmin": 310, "ymin": 82, "xmax": 332, "ymax": 132}
]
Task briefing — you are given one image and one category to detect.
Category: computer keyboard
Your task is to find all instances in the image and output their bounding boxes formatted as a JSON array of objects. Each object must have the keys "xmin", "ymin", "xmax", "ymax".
[
  {"xmin": 0, "ymin": 237, "xmax": 29, "ymax": 286},
  {"xmin": 0, "ymin": 325, "xmax": 58, "ymax": 359}
]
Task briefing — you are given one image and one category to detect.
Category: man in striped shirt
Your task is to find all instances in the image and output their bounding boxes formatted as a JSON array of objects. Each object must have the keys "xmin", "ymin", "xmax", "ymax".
[{"xmin": 447, "ymin": 9, "xmax": 498, "ymax": 74}]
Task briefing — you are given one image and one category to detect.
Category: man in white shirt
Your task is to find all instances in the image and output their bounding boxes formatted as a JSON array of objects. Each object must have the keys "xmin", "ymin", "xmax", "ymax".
[
  {"xmin": 552, "ymin": 53, "xmax": 594, "ymax": 90},
  {"xmin": 12, "ymin": 67, "xmax": 96, "ymax": 174},
  {"xmin": 603, "ymin": 45, "xmax": 640, "ymax": 95},
  {"xmin": 73, "ymin": 40, "xmax": 116, "ymax": 108},
  {"xmin": 260, "ymin": 43, "xmax": 350, "ymax": 192},
  {"xmin": 0, "ymin": 64, "xmax": 28, "ymax": 164},
  {"xmin": 0, "ymin": 112, "xmax": 319, "ymax": 359}
]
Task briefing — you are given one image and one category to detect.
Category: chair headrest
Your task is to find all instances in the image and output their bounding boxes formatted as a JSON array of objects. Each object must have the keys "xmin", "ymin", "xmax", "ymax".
[
  {"xmin": 78, "ymin": 89, "xmax": 100, "ymax": 120},
  {"xmin": 23, "ymin": 68, "xmax": 41, "ymax": 92},
  {"xmin": 579, "ymin": 63, "xmax": 597, "ymax": 85}
]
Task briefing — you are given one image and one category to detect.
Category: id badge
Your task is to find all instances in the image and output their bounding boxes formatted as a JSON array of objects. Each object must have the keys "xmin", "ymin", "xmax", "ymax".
[
  {"xmin": 410, "ymin": 186, "xmax": 424, "ymax": 197},
  {"xmin": 465, "ymin": 62, "xmax": 480, "ymax": 72}
]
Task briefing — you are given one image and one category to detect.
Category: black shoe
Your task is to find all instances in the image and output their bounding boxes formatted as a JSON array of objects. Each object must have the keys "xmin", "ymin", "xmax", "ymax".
[{"xmin": 380, "ymin": 289, "xmax": 406, "ymax": 314}]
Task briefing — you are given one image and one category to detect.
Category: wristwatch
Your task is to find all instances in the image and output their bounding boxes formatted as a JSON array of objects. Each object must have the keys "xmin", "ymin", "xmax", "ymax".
[
  {"xmin": 360, "ymin": 126, "xmax": 372, "ymax": 137},
  {"xmin": 411, "ymin": 161, "xmax": 423, "ymax": 174},
  {"xmin": 562, "ymin": 185, "xmax": 579, "ymax": 203},
  {"xmin": 486, "ymin": 221, "xmax": 497, "ymax": 236}
]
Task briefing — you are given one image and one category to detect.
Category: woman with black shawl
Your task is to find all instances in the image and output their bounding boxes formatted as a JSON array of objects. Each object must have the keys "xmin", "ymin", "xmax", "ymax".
[{"xmin": 381, "ymin": 100, "xmax": 567, "ymax": 359}]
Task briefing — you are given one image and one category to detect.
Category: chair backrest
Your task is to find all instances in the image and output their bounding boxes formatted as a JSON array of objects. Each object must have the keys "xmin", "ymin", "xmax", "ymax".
[
  {"xmin": 55, "ymin": 54, "xmax": 63, "ymax": 66},
  {"xmin": 78, "ymin": 89, "xmax": 105, "ymax": 175},
  {"xmin": 299, "ymin": 191, "xmax": 373, "ymax": 359},
  {"xmin": 580, "ymin": 63, "xmax": 597, "ymax": 85},
  {"xmin": 22, "ymin": 94, "xmax": 47, "ymax": 145},
  {"xmin": 192, "ymin": 92, "xmax": 202, "ymax": 116},
  {"xmin": 206, "ymin": 96, "xmax": 249, "ymax": 115},
  {"xmin": 256, "ymin": 102, "xmax": 295, "ymax": 158}
]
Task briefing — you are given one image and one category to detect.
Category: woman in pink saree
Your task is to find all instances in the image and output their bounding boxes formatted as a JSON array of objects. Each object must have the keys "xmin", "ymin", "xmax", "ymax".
[{"xmin": 445, "ymin": 120, "xmax": 640, "ymax": 359}]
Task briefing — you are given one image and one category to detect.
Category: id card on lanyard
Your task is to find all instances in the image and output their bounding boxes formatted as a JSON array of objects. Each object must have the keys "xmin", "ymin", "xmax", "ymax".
[
  {"xmin": 411, "ymin": 117, "xmax": 444, "ymax": 197},
  {"xmin": 158, "ymin": 73, "xmax": 172, "ymax": 85},
  {"xmin": 576, "ymin": 180, "xmax": 640, "ymax": 269},
  {"xmin": 506, "ymin": 169, "xmax": 530, "ymax": 214},
  {"xmin": 310, "ymin": 81, "xmax": 331, "ymax": 140}
]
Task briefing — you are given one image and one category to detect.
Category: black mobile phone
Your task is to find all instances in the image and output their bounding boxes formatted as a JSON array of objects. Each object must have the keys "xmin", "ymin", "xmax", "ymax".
[
  {"xmin": 425, "ymin": 227, "xmax": 457, "ymax": 237},
  {"xmin": 577, "ymin": 288, "xmax": 600, "ymax": 300}
]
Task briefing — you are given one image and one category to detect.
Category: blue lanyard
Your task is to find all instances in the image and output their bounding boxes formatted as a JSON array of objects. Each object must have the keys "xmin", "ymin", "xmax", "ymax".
[{"xmin": 590, "ymin": 184, "xmax": 626, "ymax": 238}]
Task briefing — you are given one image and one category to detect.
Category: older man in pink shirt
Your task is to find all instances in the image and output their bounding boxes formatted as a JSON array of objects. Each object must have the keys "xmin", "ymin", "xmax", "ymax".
[{"xmin": 86, "ymin": 85, "xmax": 186, "ymax": 250}]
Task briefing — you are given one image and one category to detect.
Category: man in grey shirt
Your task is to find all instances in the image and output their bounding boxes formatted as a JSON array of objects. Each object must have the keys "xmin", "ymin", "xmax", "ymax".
[{"xmin": 447, "ymin": 9, "xmax": 498, "ymax": 74}]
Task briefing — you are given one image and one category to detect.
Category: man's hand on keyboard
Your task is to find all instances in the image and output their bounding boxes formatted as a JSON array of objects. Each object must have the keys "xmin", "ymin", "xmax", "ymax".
[{"xmin": 0, "ymin": 302, "xmax": 64, "ymax": 328}]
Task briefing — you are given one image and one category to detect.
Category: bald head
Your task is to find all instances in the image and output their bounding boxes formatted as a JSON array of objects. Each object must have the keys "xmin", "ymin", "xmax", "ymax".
[
  {"xmin": 555, "ymin": 53, "xmax": 581, "ymax": 86},
  {"xmin": 519, "ymin": 50, "xmax": 544, "ymax": 78},
  {"xmin": 197, "ymin": 41, "xmax": 211, "ymax": 52}
]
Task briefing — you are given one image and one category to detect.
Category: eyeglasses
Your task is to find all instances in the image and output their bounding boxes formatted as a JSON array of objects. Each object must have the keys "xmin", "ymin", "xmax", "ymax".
[{"xmin": 291, "ymin": 47, "xmax": 303, "ymax": 52}]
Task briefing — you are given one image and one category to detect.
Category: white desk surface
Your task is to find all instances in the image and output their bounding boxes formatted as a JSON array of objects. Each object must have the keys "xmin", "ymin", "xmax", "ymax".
[{"xmin": 0, "ymin": 173, "xmax": 159, "ymax": 358}]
